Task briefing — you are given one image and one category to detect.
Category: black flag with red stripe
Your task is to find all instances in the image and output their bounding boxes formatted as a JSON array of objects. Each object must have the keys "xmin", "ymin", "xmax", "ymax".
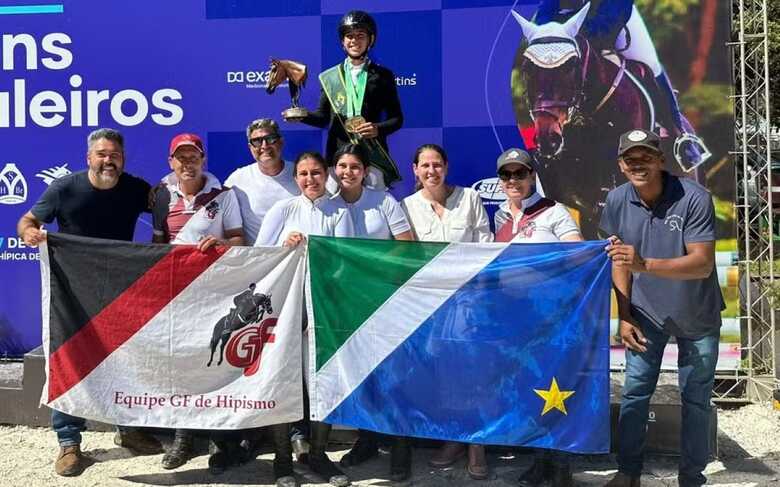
[{"xmin": 38, "ymin": 233, "xmax": 305, "ymax": 429}]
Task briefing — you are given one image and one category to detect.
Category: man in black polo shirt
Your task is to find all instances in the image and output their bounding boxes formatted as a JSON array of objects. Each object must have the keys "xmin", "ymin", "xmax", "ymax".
[
  {"xmin": 600, "ymin": 129, "xmax": 723, "ymax": 487},
  {"xmin": 17, "ymin": 128, "xmax": 162, "ymax": 477}
]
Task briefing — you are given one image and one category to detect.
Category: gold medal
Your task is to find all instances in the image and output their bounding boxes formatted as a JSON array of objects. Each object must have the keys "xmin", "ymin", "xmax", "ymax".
[{"xmin": 344, "ymin": 116, "xmax": 366, "ymax": 133}]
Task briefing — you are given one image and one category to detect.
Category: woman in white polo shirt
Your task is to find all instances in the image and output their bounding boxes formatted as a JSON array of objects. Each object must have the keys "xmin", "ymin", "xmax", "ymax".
[
  {"xmin": 493, "ymin": 147, "xmax": 582, "ymax": 244},
  {"xmin": 255, "ymin": 151, "xmax": 352, "ymax": 487},
  {"xmin": 402, "ymin": 144, "xmax": 492, "ymax": 244},
  {"xmin": 493, "ymin": 148, "xmax": 582, "ymax": 487},
  {"xmin": 256, "ymin": 151, "xmax": 353, "ymax": 247},
  {"xmin": 402, "ymin": 143, "xmax": 492, "ymax": 480},
  {"xmin": 334, "ymin": 143, "xmax": 412, "ymax": 241},
  {"xmin": 331, "ymin": 143, "xmax": 414, "ymax": 481}
]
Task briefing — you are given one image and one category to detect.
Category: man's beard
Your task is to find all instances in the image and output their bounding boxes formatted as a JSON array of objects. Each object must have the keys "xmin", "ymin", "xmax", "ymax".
[{"xmin": 91, "ymin": 167, "xmax": 120, "ymax": 186}]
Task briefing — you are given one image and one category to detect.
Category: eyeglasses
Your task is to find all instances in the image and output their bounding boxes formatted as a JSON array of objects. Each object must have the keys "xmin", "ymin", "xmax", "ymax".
[
  {"xmin": 249, "ymin": 134, "xmax": 280, "ymax": 148},
  {"xmin": 498, "ymin": 168, "xmax": 532, "ymax": 181}
]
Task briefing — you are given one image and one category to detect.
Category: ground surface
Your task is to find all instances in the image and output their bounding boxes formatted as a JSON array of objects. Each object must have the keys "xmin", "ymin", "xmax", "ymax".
[{"xmin": 1, "ymin": 403, "xmax": 779, "ymax": 486}]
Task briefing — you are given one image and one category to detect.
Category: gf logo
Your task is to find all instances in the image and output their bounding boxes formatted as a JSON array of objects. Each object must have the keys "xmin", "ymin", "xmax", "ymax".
[{"xmin": 225, "ymin": 318, "xmax": 277, "ymax": 376}]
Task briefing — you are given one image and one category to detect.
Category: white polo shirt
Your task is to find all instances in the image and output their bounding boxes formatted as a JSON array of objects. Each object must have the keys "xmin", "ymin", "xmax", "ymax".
[
  {"xmin": 255, "ymin": 194, "xmax": 354, "ymax": 247},
  {"xmin": 493, "ymin": 193, "xmax": 580, "ymax": 243},
  {"xmin": 224, "ymin": 161, "xmax": 300, "ymax": 245},
  {"xmin": 344, "ymin": 187, "xmax": 410, "ymax": 239},
  {"xmin": 402, "ymin": 186, "xmax": 493, "ymax": 243},
  {"xmin": 153, "ymin": 172, "xmax": 243, "ymax": 245}
]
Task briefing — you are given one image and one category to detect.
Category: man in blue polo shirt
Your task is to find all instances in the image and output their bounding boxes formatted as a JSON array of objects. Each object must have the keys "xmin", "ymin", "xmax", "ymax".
[{"xmin": 600, "ymin": 129, "xmax": 723, "ymax": 487}]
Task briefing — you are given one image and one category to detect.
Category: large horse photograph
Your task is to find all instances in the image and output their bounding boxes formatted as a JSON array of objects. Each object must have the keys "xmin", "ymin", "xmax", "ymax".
[
  {"xmin": 510, "ymin": 0, "xmax": 734, "ymax": 240},
  {"xmin": 509, "ymin": 0, "xmax": 738, "ymax": 368}
]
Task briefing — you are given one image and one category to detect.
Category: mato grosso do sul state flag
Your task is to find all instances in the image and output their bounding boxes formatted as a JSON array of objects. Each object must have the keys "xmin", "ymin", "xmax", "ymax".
[
  {"xmin": 307, "ymin": 236, "xmax": 612, "ymax": 454},
  {"xmin": 39, "ymin": 233, "xmax": 305, "ymax": 429}
]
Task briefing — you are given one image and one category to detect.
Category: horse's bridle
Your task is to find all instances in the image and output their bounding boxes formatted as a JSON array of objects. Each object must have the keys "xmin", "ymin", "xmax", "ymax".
[
  {"xmin": 526, "ymin": 35, "xmax": 625, "ymax": 127},
  {"xmin": 524, "ymin": 36, "xmax": 586, "ymax": 122}
]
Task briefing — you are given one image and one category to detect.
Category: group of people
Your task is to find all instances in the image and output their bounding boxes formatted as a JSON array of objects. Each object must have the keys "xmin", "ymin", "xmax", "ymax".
[
  {"xmin": 15, "ymin": 7, "xmax": 722, "ymax": 487},
  {"xmin": 16, "ymin": 121, "xmax": 722, "ymax": 487}
]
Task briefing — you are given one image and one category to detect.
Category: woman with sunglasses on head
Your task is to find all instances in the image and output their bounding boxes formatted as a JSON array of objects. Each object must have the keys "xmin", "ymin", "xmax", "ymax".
[
  {"xmin": 256, "ymin": 151, "xmax": 353, "ymax": 487},
  {"xmin": 329, "ymin": 143, "xmax": 414, "ymax": 481},
  {"xmin": 494, "ymin": 148, "xmax": 581, "ymax": 487},
  {"xmin": 401, "ymin": 143, "xmax": 492, "ymax": 480}
]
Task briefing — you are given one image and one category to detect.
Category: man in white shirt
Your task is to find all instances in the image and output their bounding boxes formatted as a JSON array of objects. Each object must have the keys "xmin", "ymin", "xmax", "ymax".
[{"xmin": 224, "ymin": 118, "xmax": 300, "ymax": 245}]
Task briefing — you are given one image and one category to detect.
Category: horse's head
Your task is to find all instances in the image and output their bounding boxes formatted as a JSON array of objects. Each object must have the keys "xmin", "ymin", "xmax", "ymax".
[
  {"xmin": 266, "ymin": 59, "xmax": 285, "ymax": 95},
  {"xmin": 267, "ymin": 59, "xmax": 307, "ymax": 95},
  {"xmin": 512, "ymin": 3, "xmax": 590, "ymax": 158},
  {"xmin": 257, "ymin": 293, "xmax": 273, "ymax": 315}
]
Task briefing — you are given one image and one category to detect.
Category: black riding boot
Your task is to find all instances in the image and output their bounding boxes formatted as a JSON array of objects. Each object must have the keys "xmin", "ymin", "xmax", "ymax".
[
  {"xmin": 271, "ymin": 423, "xmax": 297, "ymax": 487},
  {"xmin": 208, "ymin": 431, "xmax": 246, "ymax": 475},
  {"xmin": 308, "ymin": 421, "xmax": 350, "ymax": 487},
  {"xmin": 389, "ymin": 436, "xmax": 412, "ymax": 482},
  {"xmin": 518, "ymin": 457, "xmax": 551, "ymax": 487},
  {"xmin": 340, "ymin": 429, "xmax": 379, "ymax": 467},
  {"xmin": 161, "ymin": 429, "xmax": 193, "ymax": 470}
]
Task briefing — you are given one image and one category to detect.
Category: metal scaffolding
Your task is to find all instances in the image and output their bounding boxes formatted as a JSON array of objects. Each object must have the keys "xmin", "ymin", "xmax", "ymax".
[{"xmin": 715, "ymin": 0, "xmax": 776, "ymax": 402}]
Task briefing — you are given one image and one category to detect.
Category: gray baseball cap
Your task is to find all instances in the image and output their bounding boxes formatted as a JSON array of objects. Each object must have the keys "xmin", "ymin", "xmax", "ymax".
[
  {"xmin": 618, "ymin": 129, "xmax": 662, "ymax": 156},
  {"xmin": 497, "ymin": 148, "xmax": 533, "ymax": 171}
]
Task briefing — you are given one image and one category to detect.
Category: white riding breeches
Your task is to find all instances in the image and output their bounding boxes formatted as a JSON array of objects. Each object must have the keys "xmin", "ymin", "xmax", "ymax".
[{"xmin": 615, "ymin": 5, "xmax": 662, "ymax": 76}]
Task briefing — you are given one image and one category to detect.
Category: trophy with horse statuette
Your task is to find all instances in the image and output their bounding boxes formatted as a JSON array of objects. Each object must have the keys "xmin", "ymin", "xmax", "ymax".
[{"xmin": 266, "ymin": 58, "xmax": 308, "ymax": 120}]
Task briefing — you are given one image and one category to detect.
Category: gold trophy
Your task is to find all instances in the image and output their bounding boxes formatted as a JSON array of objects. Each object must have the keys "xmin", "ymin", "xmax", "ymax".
[{"xmin": 267, "ymin": 59, "xmax": 308, "ymax": 120}]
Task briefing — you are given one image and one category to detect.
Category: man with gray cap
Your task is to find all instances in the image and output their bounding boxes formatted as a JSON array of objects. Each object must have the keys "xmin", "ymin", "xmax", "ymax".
[
  {"xmin": 493, "ymin": 148, "xmax": 581, "ymax": 243},
  {"xmin": 600, "ymin": 129, "xmax": 723, "ymax": 487}
]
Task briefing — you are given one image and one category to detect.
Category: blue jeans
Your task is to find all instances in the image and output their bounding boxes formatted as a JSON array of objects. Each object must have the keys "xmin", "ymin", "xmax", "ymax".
[
  {"xmin": 51, "ymin": 410, "xmax": 137, "ymax": 447},
  {"xmin": 616, "ymin": 320, "xmax": 719, "ymax": 487},
  {"xmin": 51, "ymin": 410, "xmax": 86, "ymax": 447}
]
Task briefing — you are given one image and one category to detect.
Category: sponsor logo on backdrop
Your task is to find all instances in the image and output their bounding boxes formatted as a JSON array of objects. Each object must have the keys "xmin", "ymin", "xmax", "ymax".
[
  {"xmin": 472, "ymin": 177, "xmax": 506, "ymax": 205},
  {"xmin": 0, "ymin": 163, "xmax": 28, "ymax": 205},
  {"xmin": 226, "ymin": 69, "xmax": 287, "ymax": 90},
  {"xmin": 0, "ymin": 236, "xmax": 39, "ymax": 262},
  {"xmin": 0, "ymin": 33, "xmax": 183, "ymax": 128},
  {"xmin": 36, "ymin": 164, "xmax": 72, "ymax": 185},
  {"xmin": 395, "ymin": 72, "xmax": 417, "ymax": 87}
]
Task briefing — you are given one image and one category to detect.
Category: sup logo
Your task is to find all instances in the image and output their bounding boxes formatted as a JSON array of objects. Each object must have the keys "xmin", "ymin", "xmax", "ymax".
[
  {"xmin": 207, "ymin": 284, "xmax": 274, "ymax": 376},
  {"xmin": 471, "ymin": 177, "xmax": 506, "ymax": 201}
]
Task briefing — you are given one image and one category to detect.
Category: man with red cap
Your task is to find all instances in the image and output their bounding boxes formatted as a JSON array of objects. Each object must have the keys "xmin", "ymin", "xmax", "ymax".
[{"xmin": 151, "ymin": 133, "xmax": 245, "ymax": 474}]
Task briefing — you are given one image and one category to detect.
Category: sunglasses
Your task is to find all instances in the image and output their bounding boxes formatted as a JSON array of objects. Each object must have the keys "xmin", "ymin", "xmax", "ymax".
[
  {"xmin": 498, "ymin": 168, "xmax": 532, "ymax": 181},
  {"xmin": 249, "ymin": 134, "xmax": 281, "ymax": 148},
  {"xmin": 621, "ymin": 155, "xmax": 659, "ymax": 165}
]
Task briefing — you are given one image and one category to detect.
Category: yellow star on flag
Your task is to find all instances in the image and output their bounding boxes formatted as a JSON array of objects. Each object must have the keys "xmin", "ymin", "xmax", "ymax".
[{"xmin": 534, "ymin": 377, "xmax": 575, "ymax": 416}]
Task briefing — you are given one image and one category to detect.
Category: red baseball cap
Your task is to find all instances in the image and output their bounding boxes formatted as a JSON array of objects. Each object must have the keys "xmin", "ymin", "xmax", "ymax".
[{"xmin": 169, "ymin": 133, "xmax": 204, "ymax": 156}]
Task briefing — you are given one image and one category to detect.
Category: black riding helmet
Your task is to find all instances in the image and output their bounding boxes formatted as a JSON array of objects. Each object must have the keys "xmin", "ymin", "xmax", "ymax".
[{"xmin": 338, "ymin": 10, "xmax": 377, "ymax": 48}]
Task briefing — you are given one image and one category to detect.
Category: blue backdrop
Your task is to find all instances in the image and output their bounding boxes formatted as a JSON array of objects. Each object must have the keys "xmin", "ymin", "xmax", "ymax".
[
  {"xmin": 0, "ymin": 0, "xmax": 544, "ymax": 356},
  {"xmin": 0, "ymin": 0, "xmax": 734, "ymax": 357}
]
